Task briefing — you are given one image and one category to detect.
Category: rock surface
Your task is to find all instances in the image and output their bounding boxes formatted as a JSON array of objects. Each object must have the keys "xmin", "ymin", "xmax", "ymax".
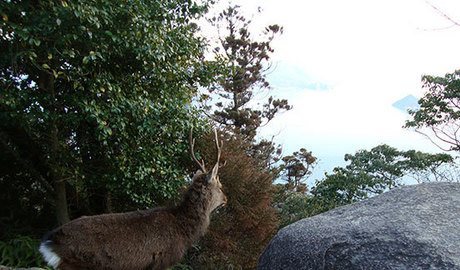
[{"xmin": 258, "ymin": 182, "xmax": 460, "ymax": 270}]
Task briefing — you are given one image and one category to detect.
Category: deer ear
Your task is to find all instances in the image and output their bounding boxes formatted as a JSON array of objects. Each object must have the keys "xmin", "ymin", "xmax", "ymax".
[{"xmin": 192, "ymin": 170, "xmax": 203, "ymax": 180}]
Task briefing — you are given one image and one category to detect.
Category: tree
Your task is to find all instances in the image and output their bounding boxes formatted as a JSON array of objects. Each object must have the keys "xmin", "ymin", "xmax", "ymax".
[
  {"xmin": 405, "ymin": 70, "xmax": 460, "ymax": 151},
  {"xmin": 1, "ymin": 0, "xmax": 213, "ymax": 226},
  {"xmin": 207, "ymin": 5, "xmax": 291, "ymax": 140},
  {"xmin": 311, "ymin": 145, "xmax": 454, "ymax": 212},
  {"xmin": 205, "ymin": 4, "xmax": 292, "ymax": 181},
  {"xmin": 402, "ymin": 150, "xmax": 460, "ymax": 183},
  {"xmin": 180, "ymin": 5, "xmax": 289, "ymax": 269},
  {"xmin": 280, "ymin": 148, "xmax": 317, "ymax": 193}
]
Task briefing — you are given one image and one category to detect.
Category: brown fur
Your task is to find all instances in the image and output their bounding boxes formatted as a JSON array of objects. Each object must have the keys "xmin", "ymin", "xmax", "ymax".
[{"xmin": 41, "ymin": 172, "xmax": 226, "ymax": 270}]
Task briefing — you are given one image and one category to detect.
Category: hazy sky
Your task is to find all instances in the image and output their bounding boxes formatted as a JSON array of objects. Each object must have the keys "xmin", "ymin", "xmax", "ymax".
[{"xmin": 206, "ymin": 0, "xmax": 460, "ymax": 180}]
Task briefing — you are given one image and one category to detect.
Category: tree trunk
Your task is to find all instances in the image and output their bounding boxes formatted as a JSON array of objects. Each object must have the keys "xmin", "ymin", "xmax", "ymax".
[
  {"xmin": 54, "ymin": 176, "xmax": 70, "ymax": 224},
  {"xmin": 39, "ymin": 70, "xmax": 70, "ymax": 224},
  {"xmin": 50, "ymin": 114, "xmax": 69, "ymax": 224}
]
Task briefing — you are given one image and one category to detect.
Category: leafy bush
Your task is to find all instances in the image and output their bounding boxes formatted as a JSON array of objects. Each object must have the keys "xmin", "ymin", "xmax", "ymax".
[{"xmin": 0, "ymin": 235, "xmax": 47, "ymax": 268}]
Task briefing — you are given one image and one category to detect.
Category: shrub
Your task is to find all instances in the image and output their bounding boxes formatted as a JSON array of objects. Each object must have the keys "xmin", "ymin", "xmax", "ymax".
[
  {"xmin": 0, "ymin": 235, "xmax": 47, "ymax": 268},
  {"xmin": 183, "ymin": 132, "xmax": 279, "ymax": 269}
]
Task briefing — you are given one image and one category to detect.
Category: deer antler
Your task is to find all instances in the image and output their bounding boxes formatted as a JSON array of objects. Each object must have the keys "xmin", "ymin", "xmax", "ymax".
[
  {"xmin": 214, "ymin": 129, "xmax": 221, "ymax": 163},
  {"xmin": 213, "ymin": 129, "xmax": 226, "ymax": 173},
  {"xmin": 190, "ymin": 128, "xmax": 207, "ymax": 173}
]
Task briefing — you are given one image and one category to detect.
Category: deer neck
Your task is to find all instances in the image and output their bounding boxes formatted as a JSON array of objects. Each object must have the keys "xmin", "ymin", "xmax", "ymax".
[{"xmin": 175, "ymin": 180, "xmax": 212, "ymax": 244}]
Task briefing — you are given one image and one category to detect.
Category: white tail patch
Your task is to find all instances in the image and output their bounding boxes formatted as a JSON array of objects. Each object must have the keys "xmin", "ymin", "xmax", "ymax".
[{"xmin": 39, "ymin": 241, "xmax": 61, "ymax": 269}]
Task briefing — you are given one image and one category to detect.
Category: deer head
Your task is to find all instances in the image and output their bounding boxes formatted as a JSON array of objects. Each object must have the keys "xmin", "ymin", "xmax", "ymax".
[{"xmin": 190, "ymin": 129, "xmax": 227, "ymax": 212}]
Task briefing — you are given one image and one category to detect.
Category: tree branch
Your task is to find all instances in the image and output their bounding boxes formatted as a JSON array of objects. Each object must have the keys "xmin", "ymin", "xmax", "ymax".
[{"xmin": 425, "ymin": 1, "xmax": 460, "ymax": 27}]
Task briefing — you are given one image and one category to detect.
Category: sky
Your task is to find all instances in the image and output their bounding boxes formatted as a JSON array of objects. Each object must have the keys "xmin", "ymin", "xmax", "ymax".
[{"xmin": 205, "ymin": 0, "xmax": 460, "ymax": 181}]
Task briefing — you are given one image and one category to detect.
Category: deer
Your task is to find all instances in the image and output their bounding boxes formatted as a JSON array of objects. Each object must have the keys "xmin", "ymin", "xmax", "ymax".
[{"xmin": 39, "ymin": 129, "xmax": 227, "ymax": 270}]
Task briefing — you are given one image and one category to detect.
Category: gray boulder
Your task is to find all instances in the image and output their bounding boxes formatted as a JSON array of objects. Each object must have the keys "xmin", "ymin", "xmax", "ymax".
[{"xmin": 259, "ymin": 182, "xmax": 460, "ymax": 270}]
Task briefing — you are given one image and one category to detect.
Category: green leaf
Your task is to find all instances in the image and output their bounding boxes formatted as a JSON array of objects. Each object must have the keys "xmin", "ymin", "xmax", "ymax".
[{"xmin": 82, "ymin": 56, "xmax": 89, "ymax": 64}]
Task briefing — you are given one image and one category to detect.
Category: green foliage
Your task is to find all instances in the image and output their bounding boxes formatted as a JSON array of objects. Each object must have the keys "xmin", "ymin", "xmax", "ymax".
[
  {"xmin": 0, "ymin": 235, "xmax": 47, "ymax": 268},
  {"xmin": 1, "ymin": 0, "xmax": 215, "ymax": 226},
  {"xmin": 274, "ymin": 187, "xmax": 315, "ymax": 228},
  {"xmin": 312, "ymin": 145, "xmax": 454, "ymax": 210},
  {"xmin": 276, "ymin": 145, "xmax": 455, "ymax": 228},
  {"xmin": 405, "ymin": 70, "xmax": 460, "ymax": 151},
  {"xmin": 313, "ymin": 144, "xmax": 452, "ymax": 202},
  {"xmin": 311, "ymin": 167, "xmax": 371, "ymax": 209},
  {"xmin": 342, "ymin": 144, "xmax": 404, "ymax": 191}
]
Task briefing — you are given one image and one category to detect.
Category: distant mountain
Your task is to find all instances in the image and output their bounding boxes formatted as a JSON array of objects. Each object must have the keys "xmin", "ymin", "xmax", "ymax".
[{"xmin": 392, "ymin": 95, "xmax": 419, "ymax": 113}]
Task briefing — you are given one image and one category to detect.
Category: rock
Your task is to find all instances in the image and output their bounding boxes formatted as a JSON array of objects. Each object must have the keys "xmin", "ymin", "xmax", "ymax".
[{"xmin": 258, "ymin": 182, "xmax": 460, "ymax": 270}]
